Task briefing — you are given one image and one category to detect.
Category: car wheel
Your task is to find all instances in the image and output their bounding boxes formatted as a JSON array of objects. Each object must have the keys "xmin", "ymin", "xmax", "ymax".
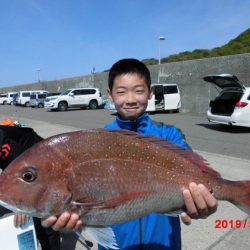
[
  {"xmin": 25, "ymin": 102, "xmax": 30, "ymax": 107},
  {"xmin": 58, "ymin": 102, "xmax": 68, "ymax": 111},
  {"xmin": 38, "ymin": 103, "xmax": 44, "ymax": 108},
  {"xmin": 3, "ymin": 101, "xmax": 7, "ymax": 105},
  {"xmin": 89, "ymin": 100, "xmax": 98, "ymax": 109}
]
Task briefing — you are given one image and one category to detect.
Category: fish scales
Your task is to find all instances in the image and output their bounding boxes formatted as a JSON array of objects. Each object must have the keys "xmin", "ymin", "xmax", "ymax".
[{"xmin": 0, "ymin": 129, "xmax": 249, "ymax": 226}]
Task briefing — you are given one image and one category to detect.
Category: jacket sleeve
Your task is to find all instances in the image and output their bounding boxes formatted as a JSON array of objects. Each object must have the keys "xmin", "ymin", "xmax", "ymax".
[{"xmin": 161, "ymin": 125, "xmax": 191, "ymax": 150}]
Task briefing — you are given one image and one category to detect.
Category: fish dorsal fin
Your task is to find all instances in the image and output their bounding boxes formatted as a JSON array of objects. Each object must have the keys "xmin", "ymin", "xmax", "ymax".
[{"xmin": 97, "ymin": 129, "xmax": 221, "ymax": 178}]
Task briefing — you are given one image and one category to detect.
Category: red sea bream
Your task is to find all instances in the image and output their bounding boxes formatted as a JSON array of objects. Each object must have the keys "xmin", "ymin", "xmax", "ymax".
[{"xmin": 0, "ymin": 129, "xmax": 249, "ymax": 248}]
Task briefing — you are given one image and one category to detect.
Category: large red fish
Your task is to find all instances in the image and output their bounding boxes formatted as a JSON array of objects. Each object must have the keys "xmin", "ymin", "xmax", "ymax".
[{"xmin": 0, "ymin": 129, "xmax": 249, "ymax": 248}]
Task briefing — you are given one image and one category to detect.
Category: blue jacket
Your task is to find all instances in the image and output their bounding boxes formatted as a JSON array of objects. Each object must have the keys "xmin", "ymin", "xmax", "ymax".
[{"xmin": 100, "ymin": 113, "xmax": 190, "ymax": 250}]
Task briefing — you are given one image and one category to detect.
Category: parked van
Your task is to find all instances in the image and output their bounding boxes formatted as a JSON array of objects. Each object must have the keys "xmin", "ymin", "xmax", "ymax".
[
  {"xmin": 146, "ymin": 83, "xmax": 181, "ymax": 112},
  {"xmin": 30, "ymin": 93, "xmax": 48, "ymax": 108},
  {"xmin": 30, "ymin": 92, "xmax": 60, "ymax": 108},
  {"xmin": 6, "ymin": 92, "xmax": 18, "ymax": 105},
  {"xmin": 16, "ymin": 90, "xmax": 49, "ymax": 107},
  {"xmin": 0, "ymin": 94, "xmax": 7, "ymax": 105}
]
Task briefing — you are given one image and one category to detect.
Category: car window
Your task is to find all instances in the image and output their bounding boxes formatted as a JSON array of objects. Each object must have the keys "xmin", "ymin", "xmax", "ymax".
[
  {"xmin": 79, "ymin": 89, "xmax": 96, "ymax": 95},
  {"xmin": 46, "ymin": 92, "xmax": 60, "ymax": 97},
  {"xmin": 22, "ymin": 92, "xmax": 30, "ymax": 97},
  {"xmin": 164, "ymin": 85, "xmax": 178, "ymax": 94},
  {"xmin": 72, "ymin": 90, "xmax": 81, "ymax": 95},
  {"xmin": 61, "ymin": 90, "xmax": 72, "ymax": 95},
  {"xmin": 30, "ymin": 94, "xmax": 36, "ymax": 99},
  {"xmin": 38, "ymin": 94, "xmax": 46, "ymax": 98},
  {"xmin": 153, "ymin": 85, "xmax": 163, "ymax": 95}
]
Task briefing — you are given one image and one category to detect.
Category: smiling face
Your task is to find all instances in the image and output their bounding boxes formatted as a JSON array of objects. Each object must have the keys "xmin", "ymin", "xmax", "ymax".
[{"xmin": 108, "ymin": 73, "xmax": 152, "ymax": 120}]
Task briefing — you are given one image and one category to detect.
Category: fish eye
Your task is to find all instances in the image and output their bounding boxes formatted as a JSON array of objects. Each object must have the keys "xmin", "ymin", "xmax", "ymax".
[{"xmin": 21, "ymin": 167, "xmax": 37, "ymax": 183}]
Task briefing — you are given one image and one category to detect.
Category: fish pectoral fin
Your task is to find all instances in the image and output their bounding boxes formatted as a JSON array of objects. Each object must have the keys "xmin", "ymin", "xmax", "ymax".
[
  {"xmin": 71, "ymin": 191, "xmax": 152, "ymax": 210},
  {"xmin": 76, "ymin": 226, "xmax": 119, "ymax": 249},
  {"xmin": 70, "ymin": 199, "xmax": 96, "ymax": 212}
]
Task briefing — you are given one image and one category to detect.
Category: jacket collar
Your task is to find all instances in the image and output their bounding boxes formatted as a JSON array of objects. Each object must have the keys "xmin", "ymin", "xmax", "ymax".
[{"xmin": 115, "ymin": 113, "xmax": 149, "ymax": 133}]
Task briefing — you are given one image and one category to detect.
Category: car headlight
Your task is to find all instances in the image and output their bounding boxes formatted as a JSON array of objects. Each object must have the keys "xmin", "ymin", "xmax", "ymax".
[{"xmin": 48, "ymin": 97, "xmax": 58, "ymax": 101}]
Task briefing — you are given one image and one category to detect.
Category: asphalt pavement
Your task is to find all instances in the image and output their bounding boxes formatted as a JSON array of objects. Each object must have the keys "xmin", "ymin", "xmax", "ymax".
[{"xmin": 0, "ymin": 113, "xmax": 249, "ymax": 250}]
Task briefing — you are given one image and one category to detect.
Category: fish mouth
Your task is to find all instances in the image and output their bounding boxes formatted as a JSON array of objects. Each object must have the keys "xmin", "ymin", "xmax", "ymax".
[{"xmin": 0, "ymin": 195, "xmax": 38, "ymax": 217}]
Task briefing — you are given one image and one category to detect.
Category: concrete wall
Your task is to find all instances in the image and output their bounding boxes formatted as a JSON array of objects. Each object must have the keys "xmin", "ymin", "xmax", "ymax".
[{"xmin": 1, "ymin": 53, "xmax": 250, "ymax": 113}]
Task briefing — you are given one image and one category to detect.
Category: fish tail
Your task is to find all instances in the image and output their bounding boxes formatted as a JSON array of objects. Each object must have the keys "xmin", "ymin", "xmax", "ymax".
[{"xmin": 232, "ymin": 180, "xmax": 250, "ymax": 215}]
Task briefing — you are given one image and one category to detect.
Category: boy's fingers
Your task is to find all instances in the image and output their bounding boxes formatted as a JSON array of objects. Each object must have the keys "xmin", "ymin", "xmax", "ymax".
[
  {"xmin": 13, "ymin": 214, "xmax": 18, "ymax": 227},
  {"xmin": 14, "ymin": 213, "xmax": 29, "ymax": 227},
  {"xmin": 182, "ymin": 188, "xmax": 198, "ymax": 218},
  {"xmin": 42, "ymin": 212, "xmax": 81, "ymax": 231},
  {"xmin": 183, "ymin": 183, "xmax": 218, "ymax": 220},
  {"xmin": 198, "ymin": 184, "xmax": 217, "ymax": 212},
  {"xmin": 42, "ymin": 216, "xmax": 58, "ymax": 228},
  {"xmin": 51, "ymin": 212, "xmax": 71, "ymax": 231},
  {"xmin": 65, "ymin": 213, "xmax": 82, "ymax": 230},
  {"xmin": 180, "ymin": 212, "xmax": 191, "ymax": 225},
  {"xmin": 189, "ymin": 182, "xmax": 208, "ymax": 218}
]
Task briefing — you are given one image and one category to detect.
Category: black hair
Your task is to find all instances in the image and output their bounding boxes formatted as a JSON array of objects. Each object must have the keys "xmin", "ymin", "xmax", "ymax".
[{"xmin": 108, "ymin": 58, "xmax": 151, "ymax": 91}]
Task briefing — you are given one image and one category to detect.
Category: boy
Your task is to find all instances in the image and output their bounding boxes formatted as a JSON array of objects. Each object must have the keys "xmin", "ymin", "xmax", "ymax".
[
  {"xmin": 0, "ymin": 124, "xmax": 61, "ymax": 250},
  {"xmin": 42, "ymin": 59, "xmax": 217, "ymax": 249}
]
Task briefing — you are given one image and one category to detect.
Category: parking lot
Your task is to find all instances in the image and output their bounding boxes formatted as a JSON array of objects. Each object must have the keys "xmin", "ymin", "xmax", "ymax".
[
  {"xmin": 1, "ymin": 104, "xmax": 250, "ymax": 160},
  {"xmin": 0, "ymin": 105, "xmax": 250, "ymax": 249}
]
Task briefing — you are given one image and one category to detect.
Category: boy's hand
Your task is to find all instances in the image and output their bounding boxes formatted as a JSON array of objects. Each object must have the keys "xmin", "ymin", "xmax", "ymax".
[
  {"xmin": 14, "ymin": 213, "xmax": 30, "ymax": 227},
  {"xmin": 181, "ymin": 182, "xmax": 217, "ymax": 225},
  {"xmin": 42, "ymin": 212, "xmax": 82, "ymax": 231}
]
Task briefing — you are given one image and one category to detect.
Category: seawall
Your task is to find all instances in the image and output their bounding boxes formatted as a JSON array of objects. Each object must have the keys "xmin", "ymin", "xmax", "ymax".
[{"xmin": 1, "ymin": 53, "xmax": 250, "ymax": 113}]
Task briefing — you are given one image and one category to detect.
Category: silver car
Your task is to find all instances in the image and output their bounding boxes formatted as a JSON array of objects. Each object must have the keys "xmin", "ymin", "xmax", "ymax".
[
  {"xmin": 30, "ymin": 93, "xmax": 48, "ymax": 108},
  {"xmin": 204, "ymin": 74, "xmax": 250, "ymax": 127}
]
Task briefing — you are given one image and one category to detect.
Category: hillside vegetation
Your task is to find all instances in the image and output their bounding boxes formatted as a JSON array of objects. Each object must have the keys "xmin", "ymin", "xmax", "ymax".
[{"xmin": 142, "ymin": 28, "xmax": 250, "ymax": 65}]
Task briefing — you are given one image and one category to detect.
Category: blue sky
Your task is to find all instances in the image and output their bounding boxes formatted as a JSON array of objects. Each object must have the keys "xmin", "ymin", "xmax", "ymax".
[{"xmin": 0, "ymin": 0, "xmax": 250, "ymax": 87}]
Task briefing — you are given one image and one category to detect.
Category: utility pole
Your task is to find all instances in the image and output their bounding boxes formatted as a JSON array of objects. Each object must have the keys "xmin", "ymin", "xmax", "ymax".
[{"xmin": 158, "ymin": 36, "xmax": 166, "ymax": 65}]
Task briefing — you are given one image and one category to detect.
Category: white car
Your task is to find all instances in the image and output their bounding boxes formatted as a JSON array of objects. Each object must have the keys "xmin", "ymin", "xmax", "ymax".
[
  {"xmin": 204, "ymin": 74, "xmax": 250, "ymax": 127},
  {"xmin": 44, "ymin": 88, "xmax": 103, "ymax": 111},
  {"xmin": 0, "ymin": 94, "xmax": 7, "ymax": 105}
]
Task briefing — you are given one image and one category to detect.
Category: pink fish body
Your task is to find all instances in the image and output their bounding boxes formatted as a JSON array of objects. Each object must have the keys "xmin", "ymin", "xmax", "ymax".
[{"xmin": 0, "ymin": 129, "xmax": 249, "ymax": 248}]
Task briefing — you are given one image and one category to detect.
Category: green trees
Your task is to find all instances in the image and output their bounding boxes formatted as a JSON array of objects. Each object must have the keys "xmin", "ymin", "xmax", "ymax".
[{"xmin": 143, "ymin": 28, "xmax": 250, "ymax": 66}]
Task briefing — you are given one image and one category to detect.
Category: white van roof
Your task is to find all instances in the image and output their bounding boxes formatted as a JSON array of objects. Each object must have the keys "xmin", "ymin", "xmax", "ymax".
[
  {"xmin": 18, "ymin": 90, "xmax": 48, "ymax": 93},
  {"xmin": 152, "ymin": 83, "xmax": 178, "ymax": 86}
]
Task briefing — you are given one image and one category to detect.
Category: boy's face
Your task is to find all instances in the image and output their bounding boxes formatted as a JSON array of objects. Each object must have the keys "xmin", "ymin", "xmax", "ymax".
[{"xmin": 108, "ymin": 73, "xmax": 152, "ymax": 120}]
